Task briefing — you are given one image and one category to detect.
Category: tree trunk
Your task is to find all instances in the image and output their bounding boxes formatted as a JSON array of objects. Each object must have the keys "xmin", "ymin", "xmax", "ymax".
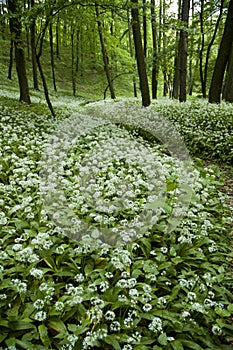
[
  {"xmin": 30, "ymin": 0, "xmax": 39, "ymax": 90},
  {"xmin": 209, "ymin": 0, "xmax": 233, "ymax": 103},
  {"xmin": 56, "ymin": 15, "xmax": 60, "ymax": 58},
  {"xmin": 95, "ymin": 4, "xmax": 115, "ymax": 99},
  {"xmin": 143, "ymin": 0, "xmax": 147, "ymax": 57},
  {"xmin": 203, "ymin": 0, "xmax": 223, "ymax": 98},
  {"xmin": 151, "ymin": 0, "xmax": 158, "ymax": 99},
  {"xmin": 127, "ymin": 8, "xmax": 137, "ymax": 97},
  {"xmin": 131, "ymin": 0, "xmax": 150, "ymax": 107},
  {"xmin": 172, "ymin": 0, "xmax": 182, "ymax": 99},
  {"xmin": 36, "ymin": 18, "xmax": 56, "ymax": 118},
  {"xmin": 199, "ymin": 0, "xmax": 205, "ymax": 97},
  {"xmin": 8, "ymin": 0, "xmax": 31, "ymax": 104},
  {"xmin": 49, "ymin": 21, "xmax": 57, "ymax": 92},
  {"xmin": 7, "ymin": 39, "xmax": 14, "ymax": 80},
  {"xmin": 71, "ymin": 28, "xmax": 76, "ymax": 96},
  {"xmin": 223, "ymin": 44, "xmax": 233, "ymax": 102},
  {"xmin": 179, "ymin": 0, "xmax": 190, "ymax": 102}
]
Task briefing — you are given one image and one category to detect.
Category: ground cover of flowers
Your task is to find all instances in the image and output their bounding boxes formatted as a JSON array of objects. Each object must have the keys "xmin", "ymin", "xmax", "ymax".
[{"xmin": 0, "ymin": 95, "xmax": 233, "ymax": 350}]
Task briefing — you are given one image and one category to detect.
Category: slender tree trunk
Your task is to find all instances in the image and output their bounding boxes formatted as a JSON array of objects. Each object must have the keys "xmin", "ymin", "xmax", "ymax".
[
  {"xmin": 131, "ymin": 0, "xmax": 150, "ymax": 107},
  {"xmin": 71, "ymin": 28, "xmax": 76, "ymax": 96},
  {"xmin": 8, "ymin": 0, "xmax": 31, "ymax": 104},
  {"xmin": 95, "ymin": 4, "xmax": 115, "ymax": 99},
  {"xmin": 162, "ymin": 0, "xmax": 168, "ymax": 96},
  {"xmin": 127, "ymin": 8, "xmax": 137, "ymax": 97},
  {"xmin": 209, "ymin": 0, "xmax": 233, "ymax": 103},
  {"xmin": 75, "ymin": 29, "xmax": 80, "ymax": 73},
  {"xmin": 179, "ymin": 0, "xmax": 190, "ymax": 102},
  {"xmin": 30, "ymin": 0, "xmax": 39, "ymax": 90},
  {"xmin": 199, "ymin": 0, "xmax": 205, "ymax": 97},
  {"xmin": 188, "ymin": 0, "xmax": 194, "ymax": 95},
  {"xmin": 56, "ymin": 15, "xmax": 60, "ymax": 58},
  {"xmin": 143, "ymin": 0, "xmax": 147, "ymax": 57},
  {"xmin": 7, "ymin": 39, "xmax": 14, "ymax": 80},
  {"xmin": 49, "ymin": 21, "xmax": 57, "ymax": 92},
  {"xmin": 151, "ymin": 0, "xmax": 158, "ymax": 99},
  {"xmin": 36, "ymin": 18, "xmax": 56, "ymax": 117},
  {"xmin": 172, "ymin": 0, "xmax": 182, "ymax": 99}
]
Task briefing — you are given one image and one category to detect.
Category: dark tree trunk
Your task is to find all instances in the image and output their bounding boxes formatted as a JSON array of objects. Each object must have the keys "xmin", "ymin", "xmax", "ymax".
[
  {"xmin": 7, "ymin": 39, "xmax": 14, "ymax": 80},
  {"xmin": 127, "ymin": 8, "xmax": 137, "ymax": 97},
  {"xmin": 8, "ymin": 0, "xmax": 31, "ymax": 104},
  {"xmin": 56, "ymin": 15, "xmax": 60, "ymax": 58},
  {"xmin": 199, "ymin": 0, "xmax": 205, "ymax": 97},
  {"xmin": 179, "ymin": 0, "xmax": 190, "ymax": 102},
  {"xmin": 208, "ymin": 1, "xmax": 233, "ymax": 103},
  {"xmin": 203, "ymin": 0, "xmax": 223, "ymax": 98},
  {"xmin": 143, "ymin": 0, "xmax": 147, "ymax": 57},
  {"xmin": 30, "ymin": 0, "xmax": 39, "ymax": 90},
  {"xmin": 172, "ymin": 0, "xmax": 182, "ymax": 99},
  {"xmin": 36, "ymin": 18, "xmax": 56, "ymax": 118},
  {"xmin": 95, "ymin": 4, "xmax": 116, "ymax": 99},
  {"xmin": 75, "ymin": 29, "xmax": 80, "ymax": 74},
  {"xmin": 49, "ymin": 21, "xmax": 57, "ymax": 92},
  {"xmin": 223, "ymin": 44, "xmax": 233, "ymax": 102},
  {"xmin": 151, "ymin": 0, "xmax": 158, "ymax": 99},
  {"xmin": 71, "ymin": 28, "xmax": 76, "ymax": 96},
  {"xmin": 131, "ymin": 0, "xmax": 150, "ymax": 107},
  {"xmin": 200, "ymin": 0, "xmax": 224, "ymax": 98}
]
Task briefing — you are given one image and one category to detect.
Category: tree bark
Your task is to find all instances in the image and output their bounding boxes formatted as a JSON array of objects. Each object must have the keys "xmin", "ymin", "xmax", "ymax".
[
  {"xmin": 223, "ymin": 44, "xmax": 233, "ymax": 102},
  {"xmin": 127, "ymin": 8, "xmax": 137, "ymax": 97},
  {"xmin": 71, "ymin": 28, "xmax": 76, "ymax": 96},
  {"xmin": 131, "ymin": 0, "xmax": 150, "ymax": 107},
  {"xmin": 7, "ymin": 39, "xmax": 14, "ymax": 80},
  {"xmin": 8, "ymin": 0, "xmax": 31, "ymax": 104},
  {"xmin": 36, "ymin": 18, "xmax": 56, "ymax": 118},
  {"xmin": 95, "ymin": 4, "xmax": 116, "ymax": 99},
  {"xmin": 172, "ymin": 0, "xmax": 182, "ymax": 99},
  {"xmin": 49, "ymin": 21, "xmax": 57, "ymax": 92},
  {"xmin": 30, "ymin": 0, "xmax": 39, "ymax": 90},
  {"xmin": 151, "ymin": 0, "xmax": 158, "ymax": 99},
  {"xmin": 208, "ymin": 0, "xmax": 233, "ymax": 103},
  {"xmin": 143, "ymin": 0, "xmax": 147, "ymax": 57},
  {"xmin": 179, "ymin": 0, "xmax": 190, "ymax": 102}
]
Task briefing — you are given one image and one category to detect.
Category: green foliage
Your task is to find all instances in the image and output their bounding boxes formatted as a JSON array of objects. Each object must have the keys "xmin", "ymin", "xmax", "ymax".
[{"xmin": 0, "ymin": 95, "xmax": 232, "ymax": 349}]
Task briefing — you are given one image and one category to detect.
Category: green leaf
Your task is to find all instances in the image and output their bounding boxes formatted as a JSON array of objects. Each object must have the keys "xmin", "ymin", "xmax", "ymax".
[
  {"xmin": 104, "ymin": 335, "xmax": 121, "ymax": 350},
  {"xmin": 158, "ymin": 333, "xmax": 168, "ymax": 346},
  {"xmin": 48, "ymin": 319, "xmax": 67, "ymax": 334},
  {"xmin": 181, "ymin": 340, "xmax": 204, "ymax": 350},
  {"xmin": 171, "ymin": 340, "xmax": 184, "ymax": 350},
  {"xmin": 39, "ymin": 324, "xmax": 50, "ymax": 347}
]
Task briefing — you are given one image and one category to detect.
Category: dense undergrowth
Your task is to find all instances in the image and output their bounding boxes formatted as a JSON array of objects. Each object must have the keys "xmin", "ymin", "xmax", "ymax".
[{"xmin": 0, "ymin": 94, "xmax": 232, "ymax": 350}]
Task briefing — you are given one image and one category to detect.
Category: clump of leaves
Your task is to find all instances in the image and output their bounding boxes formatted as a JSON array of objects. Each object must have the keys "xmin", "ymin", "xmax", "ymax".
[{"xmin": 0, "ymin": 96, "xmax": 232, "ymax": 350}]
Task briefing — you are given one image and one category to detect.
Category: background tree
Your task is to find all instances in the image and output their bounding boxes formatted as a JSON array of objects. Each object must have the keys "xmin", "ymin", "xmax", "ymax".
[
  {"xmin": 131, "ymin": 0, "xmax": 150, "ymax": 107},
  {"xmin": 209, "ymin": 0, "xmax": 233, "ymax": 103},
  {"xmin": 8, "ymin": 0, "xmax": 31, "ymax": 104}
]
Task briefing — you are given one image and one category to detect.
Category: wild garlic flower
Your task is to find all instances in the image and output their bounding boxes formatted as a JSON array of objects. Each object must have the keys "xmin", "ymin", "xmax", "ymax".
[
  {"xmin": 30, "ymin": 268, "xmax": 43, "ymax": 279},
  {"xmin": 33, "ymin": 299, "xmax": 45, "ymax": 310},
  {"xmin": 149, "ymin": 317, "xmax": 163, "ymax": 333},
  {"xmin": 105, "ymin": 310, "xmax": 115, "ymax": 321},
  {"xmin": 11, "ymin": 279, "xmax": 27, "ymax": 293},
  {"xmin": 212, "ymin": 325, "xmax": 222, "ymax": 336},
  {"xmin": 34, "ymin": 311, "xmax": 47, "ymax": 322}
]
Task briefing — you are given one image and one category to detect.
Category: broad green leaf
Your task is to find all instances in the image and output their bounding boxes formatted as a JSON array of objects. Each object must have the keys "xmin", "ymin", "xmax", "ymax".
[
  {"xmin": 104, "ymin": 335, "xmax": 121, "ymax": 350},
  {"xmin": 39, "ymin": 324, "xmax": 50, "ymax": 347},
  {"xmin": 171, "ymin": 340, "xmax": 184, "ymax": 350},
  {"xmin": 158, "ymin": 333, "xmax": 168, "ymax": 346}
]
